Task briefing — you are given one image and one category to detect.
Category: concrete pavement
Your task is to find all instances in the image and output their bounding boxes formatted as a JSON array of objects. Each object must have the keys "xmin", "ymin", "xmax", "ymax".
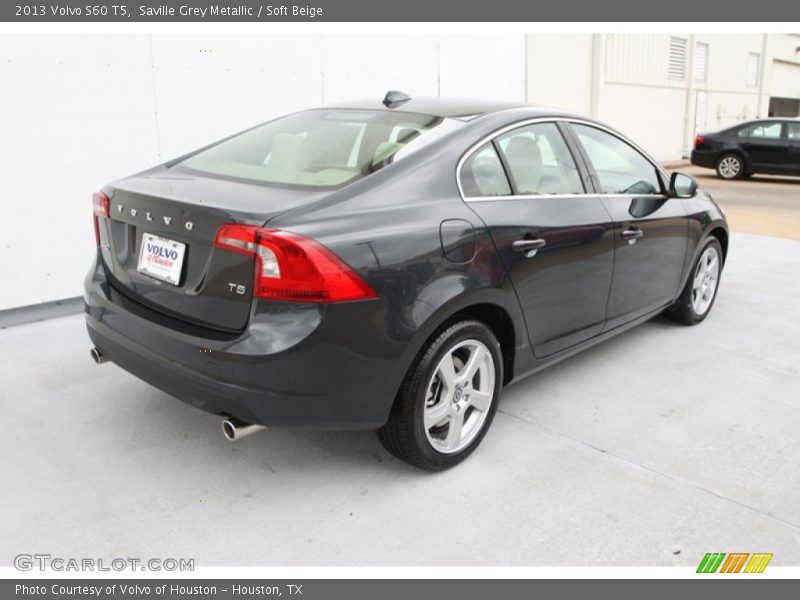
[{"xmin": 1, "ymin": 231, "xmax": 799, "ymax": 566}]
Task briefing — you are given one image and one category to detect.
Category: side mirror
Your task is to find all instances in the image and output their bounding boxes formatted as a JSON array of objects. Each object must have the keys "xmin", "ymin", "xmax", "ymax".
[{"xmin": 670, "ymin": 172, "xmax": 698, "ymax": 198}]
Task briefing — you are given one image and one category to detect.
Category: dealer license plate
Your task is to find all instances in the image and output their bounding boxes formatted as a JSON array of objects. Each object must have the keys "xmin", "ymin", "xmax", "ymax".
[{"xmin": 137, "ymin": 233, "xmax": 186, "ymax": 286}]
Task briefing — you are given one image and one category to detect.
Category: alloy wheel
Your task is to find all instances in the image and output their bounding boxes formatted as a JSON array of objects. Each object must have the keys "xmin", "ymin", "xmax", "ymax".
[
  {"xmin": 423, "ymin": 339, "xmax": 496, "ymax": 454},
  {"xmin": 718, "ymin": 156, "xmax": 741, "ymax": 179},
  {"xmin": 692, "ymin": 246, "xmax": 720, "ymax": 316}
]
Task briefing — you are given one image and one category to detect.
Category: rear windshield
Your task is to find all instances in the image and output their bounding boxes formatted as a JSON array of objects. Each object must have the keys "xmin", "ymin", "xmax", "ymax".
[{"xmin": 178, "ymin": 109, "xmax": 442, "ymax": 189}]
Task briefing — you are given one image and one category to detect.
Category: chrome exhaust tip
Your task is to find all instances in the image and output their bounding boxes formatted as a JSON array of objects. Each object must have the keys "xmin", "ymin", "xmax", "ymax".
[
  {"xmin": 222, "ymin": 417, "xmax": 266, "ymax": 442},
  {"xmin": 90, "ymin": 347, "xmax": 108, "ymax": 365}
]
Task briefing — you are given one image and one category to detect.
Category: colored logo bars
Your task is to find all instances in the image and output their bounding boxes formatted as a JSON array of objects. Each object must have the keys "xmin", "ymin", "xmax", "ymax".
[{"xmin": 697, "ymin": 553, "xmax": 773, "ymax": 573}]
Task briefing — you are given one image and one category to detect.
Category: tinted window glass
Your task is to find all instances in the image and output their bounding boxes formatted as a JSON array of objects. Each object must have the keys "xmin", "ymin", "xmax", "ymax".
[
  {"xmin": 572, "ymin": 124, "xmax": 661, "ymax": 195},
  {"xmin": 495, "ymin": 123, "xmax": 584, "ymax": 195},
  {"xmin": 737, "ymin": 126, "xmax": 751, "ymax": 137},
  {"xmin": 460, "ymin": 144, "xmax": 511, "ymax": 197},
  {"xmin": 749, "ymin": 122, "xmax": 782, "ymax": 139},
  {"xmin": 787, "ymin": 123, "xmax": 800, "ymax": 140},
  {"xmin": 180, "ymin": 109, "xmax": 441, "ymax": 189}
]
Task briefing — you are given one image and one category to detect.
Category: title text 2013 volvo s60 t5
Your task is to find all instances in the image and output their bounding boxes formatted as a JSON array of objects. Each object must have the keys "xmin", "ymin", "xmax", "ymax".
[{"xmin": 85, "ymin": 92, "xmax": 728, "ymax": 470}]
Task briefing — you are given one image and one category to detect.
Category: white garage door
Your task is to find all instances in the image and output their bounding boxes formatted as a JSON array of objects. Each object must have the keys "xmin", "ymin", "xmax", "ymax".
[{"xmin": 771, "ymin": 60, "xmax": 800, "ymax": 99}]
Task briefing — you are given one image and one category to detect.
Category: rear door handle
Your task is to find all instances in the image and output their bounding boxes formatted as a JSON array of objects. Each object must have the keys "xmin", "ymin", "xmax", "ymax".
[
  {"xmin": 621, "ymin": 228, "xmax": 644, "ymax": 245},
  {"xmin": 512, "ymin": 238, "xmax": 546, "ymax": 257}
]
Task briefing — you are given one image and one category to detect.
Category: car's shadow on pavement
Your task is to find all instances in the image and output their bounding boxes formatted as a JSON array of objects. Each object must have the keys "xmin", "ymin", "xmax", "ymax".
[
  {"xmin": 111, "ymin": 314, "xmax": 680, "ymax": 480},
  {"xmin": 121, "ymin": 396, "xmax": 411, "ymax": 475}
]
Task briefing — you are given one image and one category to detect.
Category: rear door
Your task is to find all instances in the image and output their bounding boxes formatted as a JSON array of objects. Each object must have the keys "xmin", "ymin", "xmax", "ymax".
[
  {"xmin": 462, "ymin": 121, "xmax": 615, "ymax": 358},
  {"xmin": 566, "ymin": 123, "xmax": 687, "ymax": 329}
]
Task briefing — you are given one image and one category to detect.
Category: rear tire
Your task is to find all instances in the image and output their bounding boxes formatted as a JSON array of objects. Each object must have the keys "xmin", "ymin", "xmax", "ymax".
[
  {"xmin": 716, "ymin": 154, "xmax": 744, "ymax": 179},
  {"xmin": 665, "ymin": 237, "xmax": 723, "ymax": 325},
  {"xmin": 377, "ymin": 320, "xmax": 502, "ymax": 471}
]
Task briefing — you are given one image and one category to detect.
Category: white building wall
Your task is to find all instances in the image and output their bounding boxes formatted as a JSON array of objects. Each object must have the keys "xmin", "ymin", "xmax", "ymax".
[
  {"xmin": 525, "ymin": 34, "xmax": 593, "ymax": 113},
  {"xmin": 769, "ymin": 61, "xmax": 800, "ymax": 99},
  {"xmin": 600, "ymin": 83, "xmax": 688, "ymax": 161},
  {"xmin": 692, "ymin": 33, "xmax": 765, "ymax": 135},
  {"xmin": 764, "ymin": 33, "xmax": 800, "ymax": 102},
  {"xmin": 526, "ymin": 33, "xmax": 797, "ymax": 161},
  {"xmin": 0, "ymin": 35, "xmax": 161, "ymax": 311},
  {"xmin": 0, "ymin": 34, "xmax": 525, "ymax": 311},
  {"xmin": 0, "ymin": 33, "xmax": 795, "ymax": 310}
]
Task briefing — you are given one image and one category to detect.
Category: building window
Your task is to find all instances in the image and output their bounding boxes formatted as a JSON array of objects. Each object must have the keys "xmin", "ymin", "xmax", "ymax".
[
  {"xmin": 693, "ymin": 42, "xmax": 709, "ymax": 82},
  {"xmin": 746, "ymin": 52, "xmax": 760, "ymax": 87},
  {"xmin": 669, "ymin": 37, "xmax": 687, "ymax": 80}
]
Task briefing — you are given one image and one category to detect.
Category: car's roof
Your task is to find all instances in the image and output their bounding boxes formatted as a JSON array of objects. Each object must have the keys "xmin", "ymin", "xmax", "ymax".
[
  {"xmin": 706, "ymin": 117, "xmax": 800, "ymax": 135},
  {"xmin": 727, "ymin": 117, "xmax": 800, "ymax": 127},
  {"xmin": 324, "ymin": 96, "xmax": 530, "ymax": 119}
]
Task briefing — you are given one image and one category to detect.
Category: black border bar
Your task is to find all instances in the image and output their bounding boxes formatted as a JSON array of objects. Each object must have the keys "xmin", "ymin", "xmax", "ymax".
[
  {"xmin": 3, "ymin": 0, "xmax": 800, "ymax": 22},
  {"xmin": 5, "ymin": 579, "xmax": 799, "ymax": 600}
]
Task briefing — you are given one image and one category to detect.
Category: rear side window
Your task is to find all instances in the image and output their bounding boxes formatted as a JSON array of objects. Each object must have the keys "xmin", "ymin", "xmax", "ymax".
[
  {"xmin": 460, "ymin": 144, "xmax": 511, "ymax": 197},
  {"xmin": 749, "ymin": 122, "xmax": 782, "ymax": 139},
  {"xmin": 179, "ymin": 109, "xmax": 442, "ymax": 189},
  {"xmin": 571, "ymin": 124, "xmax": 661, "ymax": 195},
  {"xmin": 787, "ymin": 123, "xmax": 800, "ymax": 140},
  {"xmin": 495, "ymin": 123, "xmax": 584, "ymax": 195}
]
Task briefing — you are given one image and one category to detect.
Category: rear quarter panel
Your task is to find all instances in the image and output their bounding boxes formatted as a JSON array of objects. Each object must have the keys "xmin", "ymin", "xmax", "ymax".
[{"xmin": 268, "ymin": 135, "xmax": 531, "ymax": 402}]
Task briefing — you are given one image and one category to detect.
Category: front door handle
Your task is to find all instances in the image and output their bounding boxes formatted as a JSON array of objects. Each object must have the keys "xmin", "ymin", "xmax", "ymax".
[
  {"xmin": 621, "ymin": 228, "xmax": 644, "ymax": 245},
  {"xmin": 512, "ymin": 238, "xmax": 546, "ymax": 258}
]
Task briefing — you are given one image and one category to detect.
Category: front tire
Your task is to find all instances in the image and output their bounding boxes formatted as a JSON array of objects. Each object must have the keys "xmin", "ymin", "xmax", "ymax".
[
  {"xmin": 377, "ymin": 320, "xmax": 502, "ymax": 471},
  {"xmin": 716, "ymin": 154, "xmax": 744, "ymax": 179},
  {"xmin": 665, "ymin": 237, "xmax": 723, "ymax": 325}
]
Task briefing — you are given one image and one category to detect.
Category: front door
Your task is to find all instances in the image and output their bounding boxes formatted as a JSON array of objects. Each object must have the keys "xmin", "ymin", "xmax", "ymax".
[
  {"xmin": 567, "ymin": 123, "xmax": 688, "ymax": 328},
  {"xmin": 460, "ymin": 121, "xmax": 615, "ymax": 358}
]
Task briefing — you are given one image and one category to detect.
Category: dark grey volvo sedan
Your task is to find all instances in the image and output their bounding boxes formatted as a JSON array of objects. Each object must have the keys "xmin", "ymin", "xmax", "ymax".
[{"xmin": 85, "ymin": 93, "xmax": 728, "ymax": 470}]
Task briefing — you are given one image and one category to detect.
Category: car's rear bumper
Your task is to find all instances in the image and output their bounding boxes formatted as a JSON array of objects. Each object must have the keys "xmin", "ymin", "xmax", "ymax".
[
  {"xmin": 84, "ymin": 258, "xmax": 406, "ymax": 430},
  {"xmin": 690, "ymin": 149, "xmax": 716, "ymax": 169}
]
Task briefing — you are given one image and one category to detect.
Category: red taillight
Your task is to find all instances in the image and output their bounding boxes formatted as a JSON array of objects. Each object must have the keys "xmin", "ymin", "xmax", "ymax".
[
  {"xmin": 214, "ymin": 224, "xmax": 378, "ymax": 303},
  {"xmin": 92, "ymin": 192, "xmax": 109, "ymax": 245},
  {"xmin": 694, "ymin": 135, "xmax": 705, "ymax": 147}
]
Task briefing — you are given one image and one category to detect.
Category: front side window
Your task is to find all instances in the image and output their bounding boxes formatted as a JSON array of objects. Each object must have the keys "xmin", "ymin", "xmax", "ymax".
[
  {"xmin": 179, "ymin": 109, "xmax": 442, "ymax": 189},
  {"xmin": 495, "ymin": 122, "xmax": 584, "ymax": 195},
  {"xmin": 459, "ymin": 144, "xmax": 511, "ymax": 197},
  {"xmin": 749, "ymin": 122, "xmax": 782, "ymax": 139},
  {"xmin": 571, "ymin": 124, "xmax": 662, "ymax": 195}
]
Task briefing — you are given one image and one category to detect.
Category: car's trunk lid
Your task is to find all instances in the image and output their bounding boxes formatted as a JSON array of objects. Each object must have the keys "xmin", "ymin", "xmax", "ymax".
[{"xmin": 97, "ymin": 167, "xmax": 327, "ymax": 331}]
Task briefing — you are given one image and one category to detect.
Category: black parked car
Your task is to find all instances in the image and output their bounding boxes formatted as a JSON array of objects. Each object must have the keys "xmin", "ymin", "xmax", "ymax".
[
  {"xmin": 86, "ymin": 93, "xmax": 728, "ymax": 470},
  {"xmin": 691, "ymin": 118, "xmax": 800, "ymax": 179}
]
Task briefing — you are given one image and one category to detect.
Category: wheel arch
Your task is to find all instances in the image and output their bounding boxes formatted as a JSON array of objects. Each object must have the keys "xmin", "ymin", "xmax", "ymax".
[
  {"xmin": 437, "ymin": 303, "xmax": 517, "ymax": 385},
  {"xmin": 717, "ymin": 149, "xmax": 750, "ymax": 174},
  {"xmin": 408, "ymin": 292, "xmax": 526, "ymax": 390},
  {"xmin": 708, "ymin": 226, "xmax": 729, "ymax": 261}
]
